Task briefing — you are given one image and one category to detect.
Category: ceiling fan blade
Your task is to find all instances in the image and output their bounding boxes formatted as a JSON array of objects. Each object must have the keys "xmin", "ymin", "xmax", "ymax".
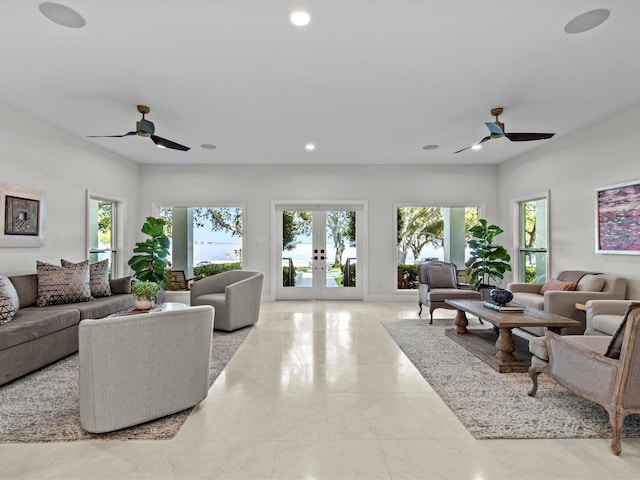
[
  {"xmin": 485, "ymin": 122, "xmax": 504, "ymax": 136},
  {"xmin": 87, "ymin": 131, "xmax": 137, "ymax": 138},
  {"xmin": 453, "ymin": 135, "xmax": 492, "ymax": 154},
  {"xmin": 151, "ymin": 135, "xmax": 190, "ymax": 151},
  {"xmin": 505, "ymin": 132, "xmax": 555, "ymax": 142}
]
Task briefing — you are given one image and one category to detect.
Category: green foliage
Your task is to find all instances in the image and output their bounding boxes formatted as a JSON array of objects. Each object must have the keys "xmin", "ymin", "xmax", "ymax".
[
  {"xmin": 397, "ymin": 264, "xmax": 419, "ymax": 289},
  {"xmin": 465, "ymin": 219, "xmax": 512, "ymax": 290},
  {"xmin": 342, "ymin": 261, "xmax": 356, "ymax": 287},
  {"xmin": 130, "ymin": 280, "xmax": 161, "ymax": 301},
  {"xmin": 193, "ymin": 262, "xmax": 242, "ymax": 280},
  {"xmin": 283, "ymin": 211, "xmax": 312, "ymax": 251},
  {"xmin": 282, "ymin": 265, "xmax": 296, "ymax": 286},
  {"xmin": 193, "ymin": 207, "xmax": 243, "ymax": 237},
  {"xmin": 128, "ymin": 217, "xmax": 170, "ymax": 285}
]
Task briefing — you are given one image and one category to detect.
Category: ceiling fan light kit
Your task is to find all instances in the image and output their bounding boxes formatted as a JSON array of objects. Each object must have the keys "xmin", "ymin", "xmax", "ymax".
[
  {"xmin": 454, "ymin": 107, "xmax": 555, "ymax": 154},
  {"xmin": 87, "ymin": 105, "xmax": 190, "ymax": 152}
]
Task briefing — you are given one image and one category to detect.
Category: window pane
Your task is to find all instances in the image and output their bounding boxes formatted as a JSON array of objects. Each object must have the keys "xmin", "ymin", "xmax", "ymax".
[
  {"xmin": 519, "ymin": 199, "xmax": 548, "ymax": 283},
  {"xmin": 282, "ymin": 210, "xmax": 312, "ymax": 287},
  {"xmin": 396, "ymin": 206, "xmax": 477, "ymax": 290},
  {"xmin": 89, "ymin": 198, "xmax": 115, "ymax": 277}
]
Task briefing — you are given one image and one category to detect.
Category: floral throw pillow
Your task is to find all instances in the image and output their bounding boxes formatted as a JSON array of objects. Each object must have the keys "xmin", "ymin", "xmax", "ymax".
[
  {"xmin": 36, "ymin": 260, "xmax": 91, "ymax": 307},
  {"xmin": 0, "ymin": 274, "xmax": 20, "ymax": 324},
  {"xmin": 61, "ymin": 259, "xmax": 111, "ymax": 298}
]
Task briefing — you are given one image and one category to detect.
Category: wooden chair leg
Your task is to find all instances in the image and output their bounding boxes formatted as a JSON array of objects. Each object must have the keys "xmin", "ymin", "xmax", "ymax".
[
  {"xmin": 528, "ymin": 365, "xmax": 542, "ymax": 397},
  {"xmin": 608, "ymin": 409, "xmax": 624, "ymax": 456}
]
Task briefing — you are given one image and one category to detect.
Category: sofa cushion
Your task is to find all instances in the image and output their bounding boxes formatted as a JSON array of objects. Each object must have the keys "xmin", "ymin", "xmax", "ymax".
[
  {"xmin": 540, "ymin": 279, "xmax": 577, "ymax": 294},
  {"xmin": 0, "ymin": 275, "xmax": 20, "ymax": 324},
  {"xmin": 37, "ymin": 260, "xmax": 92, "ymax": 307},
  {"xmin": 0, "ymin": 307, "xmax": 80, "ymax": 351},
  {"xmin": 44, "ymin": 294, "xmax": 134, "ymax": 320},
  {"xmin": 62, "ymin": 259, "xmax": 112, "ymax": 298},
  {"xmin": 576, "ymin": 274, "xmax": 606, "ymax": 292},
  {"xmin": 427, "ymin": 288, "xmax": 481, "ymax": 302},
  {"xmin": 110, "ymin": 276, "xmax": 131, "ymax": 295},
  {"xmin": 8, "ymin": 274, "xmax": 38, "ymax": 308},
  {"xmin": 511, "ymin": 292, "xmax": 545, "ymax": 310}
]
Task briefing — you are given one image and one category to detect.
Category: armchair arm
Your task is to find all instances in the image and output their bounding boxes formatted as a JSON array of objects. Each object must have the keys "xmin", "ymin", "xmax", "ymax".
[
  {"xmin": 225, "ymin": 273, "xmax": 264, "ymax": 322},
  {"xmin": 507, "ymin": 282, "xmax": 543, "ymax": 294},
  {"xmin": 546, "ymin": 331, "xmax": 618, "ymax": 403},
  {"xmin": 587, "ymin": 300, "xmax": 633, "ymax": 319},
  {"xmin": 546, "ymin": 291, "xmax": 627, "ymax": 318}
]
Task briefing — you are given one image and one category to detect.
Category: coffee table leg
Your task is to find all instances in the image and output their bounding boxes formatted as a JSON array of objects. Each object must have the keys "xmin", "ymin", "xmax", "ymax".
[
  {"xmin": 455, "ymin": 309, "xmax": 469, "ymax": 334},
  {"xmin": 495, "ymin": 327, "xmax": 517, "ymax": 362}
]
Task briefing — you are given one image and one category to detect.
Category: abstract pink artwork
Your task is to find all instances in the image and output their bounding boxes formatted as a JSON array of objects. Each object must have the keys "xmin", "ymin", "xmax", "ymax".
[{"xmin": 597, "ymin": 180, "xmax": 640, "ymax": 253}]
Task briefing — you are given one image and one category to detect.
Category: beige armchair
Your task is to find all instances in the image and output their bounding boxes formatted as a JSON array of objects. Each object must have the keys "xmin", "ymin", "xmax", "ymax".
[
  {"xmin": 508, "ymin": 272, "xmax": 627, "ymax": 336},
  {"xmin": 191, "ymin": 270, "xmax": 263, "ymax": 331},
  {"xmin": 79, "ymin": 305, "xmax": 214, "ymax": 433},
  {"xmin": 418, "ymin": 261, "xmax": 481, "ymax": 323},
  {"xmin": 528, "ymin": 303, "xmax": 640, "ymax": 455},
  {"xmin": 586, "ymin": 299, "xmax": 634, "ymax": 336}
]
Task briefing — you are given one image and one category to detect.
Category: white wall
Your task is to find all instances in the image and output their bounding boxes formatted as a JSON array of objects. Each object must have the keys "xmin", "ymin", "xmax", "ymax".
[
  {"xmin": 138, "ymin": 163, "xmax": 499, "ymax": 300},
  {"xmin": 0, "ymin": 102, "xmax": 140, "ymax": 277},
  {"xmin": 498, "ymin": 102, "xmax": 640, "ymax": 298}
]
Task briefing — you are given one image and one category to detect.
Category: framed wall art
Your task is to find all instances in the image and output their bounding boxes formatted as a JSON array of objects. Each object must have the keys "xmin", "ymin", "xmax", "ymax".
[
  {"xmin": 596, "ymin": 179, "xmax": 640, "ymax": 254},
  {"xmin": 0, "ymin": 183, "xmax": 46, "ymax": 247}
]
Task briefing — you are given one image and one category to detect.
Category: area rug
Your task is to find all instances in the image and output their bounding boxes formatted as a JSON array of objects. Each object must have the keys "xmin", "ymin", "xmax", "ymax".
[
  {"xmin": 0, "ymin": 326, "xmax": 252, "ymax": 443},
  {"xmin": 381, "ymin": 317, "xmax": 640, "ymax": 440}
]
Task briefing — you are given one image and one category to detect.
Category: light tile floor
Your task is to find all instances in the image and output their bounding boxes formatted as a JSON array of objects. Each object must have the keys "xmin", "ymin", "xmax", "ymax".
[{"xmin": 3, "ymin": 301, "xmax": 640, "ymax": 479}]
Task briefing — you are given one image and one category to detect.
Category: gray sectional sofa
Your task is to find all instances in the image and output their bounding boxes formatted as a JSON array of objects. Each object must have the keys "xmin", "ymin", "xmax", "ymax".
[{"xmin": 0, "ymin": 274, "xmax": 133, "ymax": 386}]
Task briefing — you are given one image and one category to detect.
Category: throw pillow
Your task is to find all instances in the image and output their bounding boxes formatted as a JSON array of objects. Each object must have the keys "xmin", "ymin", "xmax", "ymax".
[
  {"xmin": 540, "ymin": 279, "xmax": 577, "ymax": 294},
  {"xmin": 576, "ymin": 274, "xmax": 606, "ymax": 292},
  {"xmin": 110, "ymin": 276, "xmax": 132, "ymax": 295},
  {"xmin": 425, "ymin": 264, "xmax": 457, "ymax": 289},
  {"xmin": 61, "ymin": 259, "xmax": 111, "ymax": 298},
  {"xmin": 0, "ymin": 274, "xmax": 20, "ymax": 324},
  {"xmin": 605, "ymin": 303, "xmax": 640, "ymax": 359},
  {"xmin": 36, "ymin": 260, "xmax": 91, "ymax": 307}
]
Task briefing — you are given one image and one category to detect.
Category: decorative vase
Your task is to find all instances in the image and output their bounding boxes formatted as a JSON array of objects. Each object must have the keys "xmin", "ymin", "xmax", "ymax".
[
  {"xmin": 133, "ymin": 298, "xmax": 154, "ymax": 310},
  {"xmin": 489, "ymin": 288, "xmax": 513, "ymax": 305}
]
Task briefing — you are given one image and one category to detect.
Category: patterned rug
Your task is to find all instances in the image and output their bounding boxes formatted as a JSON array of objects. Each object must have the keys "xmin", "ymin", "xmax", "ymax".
[
  {"xmin": 0, "ymin": 326, "xmax": 252, "ymax": 442},
  {"xmin": 381, "ymin": 317, "xmax": 640, "ymax": 440}
]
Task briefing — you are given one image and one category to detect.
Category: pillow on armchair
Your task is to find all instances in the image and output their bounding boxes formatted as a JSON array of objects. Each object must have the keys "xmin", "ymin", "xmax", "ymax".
[{"xmin": 424, "ymin": 263, "xmax": 457, "ymax": 289}]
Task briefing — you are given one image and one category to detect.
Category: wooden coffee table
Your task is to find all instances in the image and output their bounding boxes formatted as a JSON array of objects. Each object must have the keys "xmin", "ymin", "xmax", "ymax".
[{"xmin": 444, "ymin": 299, "xmax": 580, "ymax": 373}]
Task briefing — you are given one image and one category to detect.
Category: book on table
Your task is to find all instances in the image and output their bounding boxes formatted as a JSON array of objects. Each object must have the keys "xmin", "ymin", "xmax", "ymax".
[{"xmin": 483, "ymin": 301, "xmax": 524, "ymax": 312}]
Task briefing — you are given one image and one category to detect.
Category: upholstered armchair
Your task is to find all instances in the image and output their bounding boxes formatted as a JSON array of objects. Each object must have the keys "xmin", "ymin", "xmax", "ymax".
[
  {"xmin": 190, "ymin": 270, "xmax": 264, "ymax": 331},
  {"xmin": 528, "ymin": 303, "xmax": 640, "ymax": 455},
  {"xmin": 508, "ymin": 272, "xmax": 627, "ymax": 336},
  {"xmin": 586, "ymin": 300, "xmax": 634, "ymax": 336},
  {"xmin": 79, "ymin": 305, "xmax": 214, "ymax": 433},
  {"xmin": 418, "ymin": 261, "xmax": 481, "ymax": 323}
]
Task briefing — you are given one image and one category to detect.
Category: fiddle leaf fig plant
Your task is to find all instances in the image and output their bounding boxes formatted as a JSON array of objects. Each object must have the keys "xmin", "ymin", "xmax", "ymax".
[
  {"xmin": 465, "ymin": 219, "xmax": 512, "ymax": 290},
  {"xmin": 128, "ymin": 216, "xmax": 170, "ymax": 286}
]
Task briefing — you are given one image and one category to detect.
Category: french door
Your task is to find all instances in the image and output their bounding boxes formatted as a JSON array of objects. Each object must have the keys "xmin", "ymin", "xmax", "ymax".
[{"xmin": 275, "ymin": 205, "xmax": 363, "ymax": 300}]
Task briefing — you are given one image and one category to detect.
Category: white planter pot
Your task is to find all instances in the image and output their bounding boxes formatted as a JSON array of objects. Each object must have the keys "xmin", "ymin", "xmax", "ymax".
[{"xmin": 133, "ymin": 298, "xmax": 154, "ymax": 310}]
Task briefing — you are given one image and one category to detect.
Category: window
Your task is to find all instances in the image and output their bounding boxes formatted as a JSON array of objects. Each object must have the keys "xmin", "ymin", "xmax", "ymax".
[
  {"xmin": 396, "ymin": 206, "xmax": 478, "ymax": 290},
  {"xmin": 88, "ymin": 197, "xmax": 117, "ymax": 276},
  {"xmin": 518, "ymin": 197, "xmax": 548, "ymax": 283},
  {"xmin": 158, "ymin": 206, "xmax": 243, "ymax": 279}
]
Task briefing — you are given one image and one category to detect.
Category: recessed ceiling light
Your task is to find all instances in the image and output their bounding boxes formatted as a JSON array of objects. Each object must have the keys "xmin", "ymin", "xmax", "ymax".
[
  {"xmin": 289, "ymin": 10, "xmax": 311, "ymax": 27},
  {"xmin": 305, "ymin": 143, "xmax": 316, "ymax": 151},
  {"xmin": 471, "ymin": 144, "xmax": 482, "ymax": 151},
  {"xmin": 564, "ymin": 9, "xmax": 610, "ymax": 34},
  {"xmin": 422, "ymin": 144, "xmax": 439, "ymax": 150},
  {"xmin": 200, "ymin": 144, "xmax": 217, "ymax": 150},
  {"xmin": 39, "ymin": 2, "xmax": 86, "ymax": 28}
]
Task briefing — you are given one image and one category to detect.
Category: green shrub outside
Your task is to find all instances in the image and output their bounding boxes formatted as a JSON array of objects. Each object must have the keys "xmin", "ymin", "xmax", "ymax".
[
  {"xmin": 397, "ymin": 264, "xmax": 419, "ymax": 289},
  {"xmin": 283, "ymin": 266, "xmax": 296, "ymax": 286},
  {"xmin": 193, "ymin": 262, "xmax": 242, "ymax": 280}
]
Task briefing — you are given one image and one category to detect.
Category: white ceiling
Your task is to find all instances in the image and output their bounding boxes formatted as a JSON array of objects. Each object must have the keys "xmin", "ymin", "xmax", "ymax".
[{"xmin": 1, "ymin": 1, "xmax": 639, "ymax": 165}]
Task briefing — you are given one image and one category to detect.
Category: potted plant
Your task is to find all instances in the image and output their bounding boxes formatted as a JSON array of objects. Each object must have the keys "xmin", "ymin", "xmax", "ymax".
[
  {"xmin": 128, "ymin": 216, "xmax": 170, "ymax": 286},
  {"xmin": 131, "ymin": 280, "xmax": 161, "ymax": 310},
  {"xmin": 465, "ymin": 219, "xmax": 512, "ymax": 299}
]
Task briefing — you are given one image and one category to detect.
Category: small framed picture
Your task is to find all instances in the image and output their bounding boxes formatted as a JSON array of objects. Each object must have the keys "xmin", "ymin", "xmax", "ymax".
[{"xmin": 0, "ymin": 184, "xmax": 46, "ymax": 247}]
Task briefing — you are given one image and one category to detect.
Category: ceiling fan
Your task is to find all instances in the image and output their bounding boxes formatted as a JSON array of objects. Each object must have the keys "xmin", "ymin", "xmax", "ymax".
[
  {"xmin": 87, "ymin": 105, "xmax": 190, "ymax": 151},
  {"xmin": 454, "ymin": 107, "xmax": 554, "ymax": 154}
]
